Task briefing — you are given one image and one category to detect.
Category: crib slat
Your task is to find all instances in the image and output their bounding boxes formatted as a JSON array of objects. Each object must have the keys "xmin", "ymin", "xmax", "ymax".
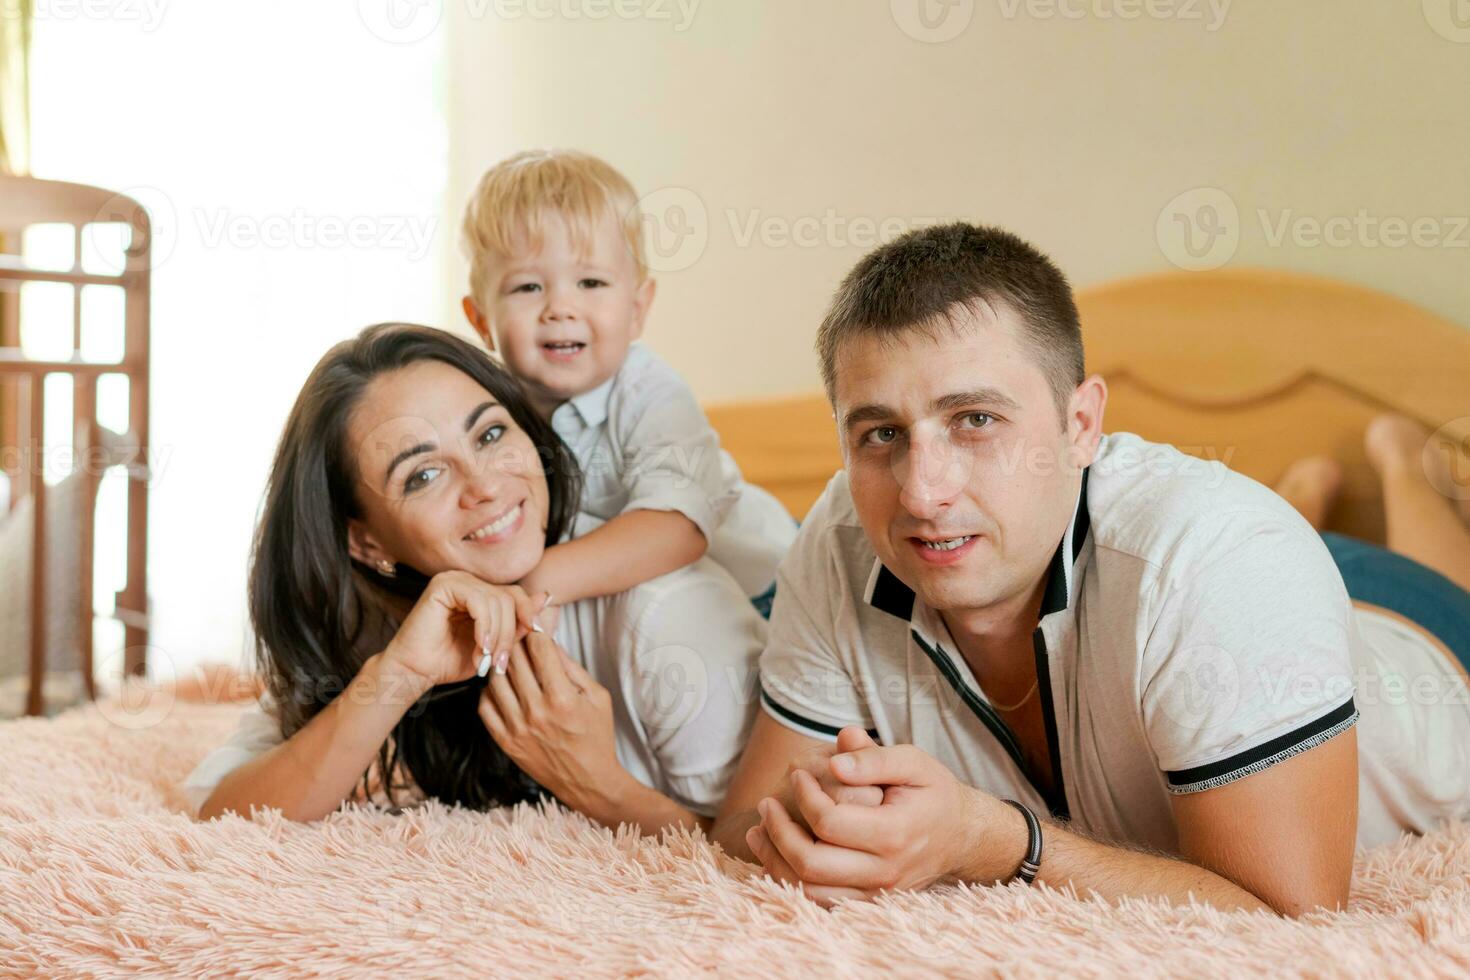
[{"xmin": 26, "ymin": 376, "xmax": 47, "ymax": 716}]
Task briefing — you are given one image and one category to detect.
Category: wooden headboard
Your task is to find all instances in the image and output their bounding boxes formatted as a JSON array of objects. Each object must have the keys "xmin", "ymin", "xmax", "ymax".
[{"xmin": 706, "ymin": 268, "xmax": 1470, "ymax": 543}]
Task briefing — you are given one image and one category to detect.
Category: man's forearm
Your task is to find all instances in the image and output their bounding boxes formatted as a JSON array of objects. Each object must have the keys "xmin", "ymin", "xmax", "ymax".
[
  {"xmin": 710, "ymin": 806, "xmax": 761, "ymax": 862},
  {"xmin": 955, "ymin": 788, "xmax": 1272, "ymax": 913}
]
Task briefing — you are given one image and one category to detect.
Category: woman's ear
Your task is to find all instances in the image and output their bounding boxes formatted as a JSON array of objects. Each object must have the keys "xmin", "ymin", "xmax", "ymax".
[
  {"xmin": 462, "ymin": 296, "xmax": 494, "ymax": 350},
  {"xmin": 346, "ymin": 518, "xmax": 392, "ymax": 567}
]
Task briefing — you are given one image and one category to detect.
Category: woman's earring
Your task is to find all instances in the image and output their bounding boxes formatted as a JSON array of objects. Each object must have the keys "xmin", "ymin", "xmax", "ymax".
[{"xmin": 375, "ymin": 559, "xmax": 397, "ymax": 578}]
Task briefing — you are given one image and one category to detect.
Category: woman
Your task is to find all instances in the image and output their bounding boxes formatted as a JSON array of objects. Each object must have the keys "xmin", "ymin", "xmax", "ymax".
[
  {"xmin": 1275, "ymin": 413, "xmax": 1470, "ymax": 686},
  {"xmin": 184, "ymin": 324, "xmax": 765, "ymax": 833}
]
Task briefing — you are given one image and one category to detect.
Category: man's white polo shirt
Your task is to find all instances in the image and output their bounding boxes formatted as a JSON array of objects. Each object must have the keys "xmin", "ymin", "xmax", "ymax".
[{"xmin": 758, "ymin": 432, "xmax": 1470, "ymax": 852}]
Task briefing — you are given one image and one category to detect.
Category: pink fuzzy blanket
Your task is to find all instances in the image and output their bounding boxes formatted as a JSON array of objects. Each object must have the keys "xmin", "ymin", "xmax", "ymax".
[{"xmin": 3, "ymin": 688, "xmax": 1470, "ymax": 977}]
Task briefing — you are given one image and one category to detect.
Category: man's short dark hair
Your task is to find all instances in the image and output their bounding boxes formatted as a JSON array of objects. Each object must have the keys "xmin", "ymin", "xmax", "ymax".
[{"xmin": 816, "ymin": 222, "xmax": 1085, "ymax": 418}]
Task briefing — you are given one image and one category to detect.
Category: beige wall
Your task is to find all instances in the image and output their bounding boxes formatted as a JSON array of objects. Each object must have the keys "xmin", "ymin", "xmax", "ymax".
[{"xmin": 445, "ymin": 0, "xmax": 1470, "ymax": 403}]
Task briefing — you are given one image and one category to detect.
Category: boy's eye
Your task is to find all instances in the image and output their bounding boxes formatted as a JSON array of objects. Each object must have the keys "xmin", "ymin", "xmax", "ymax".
[
  {"xmin": 578, "ymin": 278, "xmax": 607, "ymax": 289},
  {"xmin": 404, "ymin": 466, "xmax": 442, "ymax": 493},
  {"xmin": 509, "ymin": 282, "xmax": 541, "ymax": 294},
  {"xmin": 478, "ymin": 424, "xmax": 506, "ymax": 447},
  {"xmin": 863, "ymin": 425, "xmax": 899, "ymax": 447}
]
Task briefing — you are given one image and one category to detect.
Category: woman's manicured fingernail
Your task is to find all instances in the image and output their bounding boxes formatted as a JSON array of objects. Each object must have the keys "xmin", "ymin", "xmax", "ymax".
[
  {"xmin": 494, "ymin": 650, "xmax": 510, "ymax": 674},
  {"xmin": 477, "ymin": 637, "xmax": 493, "ymax": 677}
]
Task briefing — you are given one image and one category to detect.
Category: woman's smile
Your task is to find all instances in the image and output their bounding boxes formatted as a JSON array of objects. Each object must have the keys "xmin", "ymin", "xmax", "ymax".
[{"xmin": 463, "ymin": 501, "xmax": 525, "ymax": 544}]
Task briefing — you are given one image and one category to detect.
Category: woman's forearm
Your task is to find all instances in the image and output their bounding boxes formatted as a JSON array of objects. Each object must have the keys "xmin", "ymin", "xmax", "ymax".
[
  {"xmin": 197, "ymin": 653, "xmax": 432, "ymax": 822},
  {"xmin": 570, "ymin": 769, "xmax": 711, "ymax": 836}
]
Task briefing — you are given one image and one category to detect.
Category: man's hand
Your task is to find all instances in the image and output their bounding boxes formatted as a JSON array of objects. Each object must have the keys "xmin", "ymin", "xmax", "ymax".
[
  {"xmin": 763, "ymin": 727, "xmax": 884, "ymax": 834},
  {"xmin": 746, "ymin": 728, "xmax": 1029, "ymax": 906}
]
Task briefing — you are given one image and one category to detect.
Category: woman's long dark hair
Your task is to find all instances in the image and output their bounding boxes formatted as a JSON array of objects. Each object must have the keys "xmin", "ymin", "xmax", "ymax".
[{"xmin": 249, "ymin": 323, "xmax": 581, "ymax": 810}]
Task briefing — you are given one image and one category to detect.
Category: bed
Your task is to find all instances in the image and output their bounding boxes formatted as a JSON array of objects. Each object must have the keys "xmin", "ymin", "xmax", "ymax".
[{"xmin": 3, "ymin": 268, "xmax": 1469, "ymax": 976}]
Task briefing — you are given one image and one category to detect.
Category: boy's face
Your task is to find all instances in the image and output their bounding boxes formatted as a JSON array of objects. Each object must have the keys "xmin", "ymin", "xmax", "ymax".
[{"xmin": 465, "ymin": 213, "xmax": 654, "ymax": 413}]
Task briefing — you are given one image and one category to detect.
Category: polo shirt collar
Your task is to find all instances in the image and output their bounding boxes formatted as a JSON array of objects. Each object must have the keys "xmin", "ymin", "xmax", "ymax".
[
  {"xmin": 550, "ymin": 371, "xmax": 617, "ymax": 431},
  {"xmin": 863, "ymin": 467, "xmax": 1092, "ymax": 628}
]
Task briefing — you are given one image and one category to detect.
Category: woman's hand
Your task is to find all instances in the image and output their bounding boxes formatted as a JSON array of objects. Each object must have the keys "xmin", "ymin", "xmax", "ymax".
[
  {"xmin": 382, "ymin": 571, "xmax": 548, "ymax": 690},
  {"xmin": 477, "ymin": 632, "xmax": 627, "ymax": 816}
]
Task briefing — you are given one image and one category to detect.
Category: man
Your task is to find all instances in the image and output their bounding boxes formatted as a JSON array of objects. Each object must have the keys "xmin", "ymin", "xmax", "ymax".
[{"xmin": 710, "ymin": 223, "xmax": 1470, "ymax": 916}]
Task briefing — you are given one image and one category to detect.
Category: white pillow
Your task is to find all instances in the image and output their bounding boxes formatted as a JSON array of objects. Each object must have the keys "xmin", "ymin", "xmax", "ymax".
[{"xmin": 0, "ymin": 471, "xmax": 87, "ymax": 682}]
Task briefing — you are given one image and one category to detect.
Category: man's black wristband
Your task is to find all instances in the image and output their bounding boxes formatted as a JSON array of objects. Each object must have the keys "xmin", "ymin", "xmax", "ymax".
[{"xmin": 1001, "ymin": 799, "xmax": 1043, "ymax": 884}]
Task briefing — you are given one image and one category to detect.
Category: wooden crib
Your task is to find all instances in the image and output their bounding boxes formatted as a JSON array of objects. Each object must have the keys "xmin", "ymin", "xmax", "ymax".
[{"xmin": 0, "ymin": 175, "xmax": 152, "ymax": 716}]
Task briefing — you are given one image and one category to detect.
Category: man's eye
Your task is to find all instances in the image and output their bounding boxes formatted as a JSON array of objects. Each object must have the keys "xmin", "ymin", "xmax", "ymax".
[
  {"xmin": 578, "ymin": 278, "xmax": 607, "ymax": 289},
  {"xmin": 959, "ymin": 412, "xmax": 994, "ymax": 429},
  {"xmin": 863, "ymin": 426, "xmax": 899, "ymax": 447},
  {"xmin": 404, "ymin": 466, "xmax": 441, "ymax": 493},
  {"xmin": 478, "ymin": 424, "xmax": 506, "ymax": 447}
]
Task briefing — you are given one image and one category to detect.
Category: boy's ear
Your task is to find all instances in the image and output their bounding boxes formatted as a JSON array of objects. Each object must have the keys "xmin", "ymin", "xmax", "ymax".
[
  {"xmin": 629, "ymin": 277, "xmax": 656, "ymax": 340},
  {"xmin": 346, "ymin": 519, "xmax": 392, "ymax": 568},
  {"xmin": 462, "ymin": 296, "xmax": 493, "ymax": 350}
]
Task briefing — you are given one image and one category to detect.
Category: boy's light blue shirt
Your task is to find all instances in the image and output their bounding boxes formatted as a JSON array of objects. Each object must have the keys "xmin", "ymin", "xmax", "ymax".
[{"xmin": 548, "ymin": 343, "xmax": 797, "ymax": 598}]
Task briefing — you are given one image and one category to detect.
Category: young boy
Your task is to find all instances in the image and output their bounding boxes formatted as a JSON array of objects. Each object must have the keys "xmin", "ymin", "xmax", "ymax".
[{"xmin": 459, "ymin": 149, "xmax": 797, "ymax": 613}]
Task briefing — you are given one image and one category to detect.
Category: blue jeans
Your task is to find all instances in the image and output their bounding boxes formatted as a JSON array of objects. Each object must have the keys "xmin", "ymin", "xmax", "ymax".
[{"xmin": 1322, "ymin": 531, "xmax": 1470, "ymax": 672}]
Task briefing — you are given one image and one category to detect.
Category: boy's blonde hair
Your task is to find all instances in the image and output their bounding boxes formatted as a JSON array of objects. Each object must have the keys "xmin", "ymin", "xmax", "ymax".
[{"xmin": 461, "ymin": 149, "xmax": 647, "ymax": 304}]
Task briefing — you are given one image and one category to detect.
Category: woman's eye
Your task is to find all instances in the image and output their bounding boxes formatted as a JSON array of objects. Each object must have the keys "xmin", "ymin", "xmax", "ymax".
[
  {"xmin": 863, "ymin": 426, "xmax": 899, "ymax": 447},
  {"xmin": 404, "ymin": 466, "xmax": 442, "ymax": 493},
  {"xmin": 578, "ymin": 278, "xmax": 607, "ymax": 289},
  {"xmin": 478, "ymin": 424, "xmax": 506, "ymax": 447}
]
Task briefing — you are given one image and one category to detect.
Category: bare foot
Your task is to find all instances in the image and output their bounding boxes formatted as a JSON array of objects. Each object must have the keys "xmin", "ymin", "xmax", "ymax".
[
  {"xmin": 1364, "ymin": 414, "xmax": 1431, "ymax": 480},
  {"xmin": 1366, "ymin": 414, "xmax": 1470, "ymax": 525},
  {"xmin": 1275, "ymin": 456, "xmax": 1343, "ymax": 530}
]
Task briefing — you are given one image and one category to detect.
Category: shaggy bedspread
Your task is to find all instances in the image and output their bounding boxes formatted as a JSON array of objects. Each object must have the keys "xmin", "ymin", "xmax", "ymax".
[{"xmin": 3, "ymin": 686, "xmax": 1469, "ymax": 978}]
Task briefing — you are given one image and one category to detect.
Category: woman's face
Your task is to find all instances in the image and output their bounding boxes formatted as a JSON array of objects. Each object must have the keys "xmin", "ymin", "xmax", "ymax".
[{"xmin": 346, "ymin": 360, "xmax": 551, "ymax": 584}]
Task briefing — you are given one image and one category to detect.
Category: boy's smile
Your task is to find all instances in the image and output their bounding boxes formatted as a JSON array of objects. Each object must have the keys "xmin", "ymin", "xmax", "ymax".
[{"xmin": 466, "ymin": 211, "xmax": 656, "ymax": 417}]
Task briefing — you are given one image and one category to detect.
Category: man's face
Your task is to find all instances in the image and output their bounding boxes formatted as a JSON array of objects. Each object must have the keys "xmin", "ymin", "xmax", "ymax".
[{"xmin": 833, "ymin": 303, "xmax": 1096, "ymax": 617}]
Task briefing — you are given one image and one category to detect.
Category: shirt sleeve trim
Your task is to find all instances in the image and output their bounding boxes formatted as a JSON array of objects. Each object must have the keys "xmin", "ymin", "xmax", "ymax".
[
  {"xmin": 1164, "ymin": 696, "xmax": 1359, "ymax": 794},
  {"xmin": 759, "ymin": 686, "xmax": 878, "ymax": 743}
]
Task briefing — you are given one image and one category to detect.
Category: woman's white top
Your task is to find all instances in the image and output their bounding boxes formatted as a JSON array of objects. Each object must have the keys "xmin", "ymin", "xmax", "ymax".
[{"xmin": 182, "ymin": 550, "xmax": 765, "ymax": 818}]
